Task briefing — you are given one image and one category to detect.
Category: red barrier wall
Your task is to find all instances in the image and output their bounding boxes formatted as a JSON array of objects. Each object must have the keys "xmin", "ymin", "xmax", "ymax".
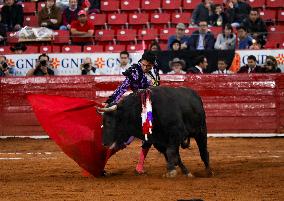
[{"xmin": 1, "ymin": 74, "xmax": 284, "ymax": 136}]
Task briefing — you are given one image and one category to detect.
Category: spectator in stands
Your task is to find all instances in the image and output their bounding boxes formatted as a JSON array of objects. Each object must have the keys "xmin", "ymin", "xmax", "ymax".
[
  {"xmin": 168, "ymin": 58, "xmax": 186, "ymax": 74},
  {"xmin": 189, "ymin": 21, "xmax": 215, "ymax": 50},
  {"xmin": 262, "ymin": 56, "xmax": 281, "ymax": 73},
  {"xmin": 241, "ymin": 9, "xmax": 267, "ymax": 48},
  {"xmin": 149, "ymin": 41, "xmax": 161, "ymax": 52},
  {"xmin": 249, "ymin": 38, "xmax": 261, "ymax": 50},
  {"xmin": 191, "ymin": 0, "xmax": 214, "ymax": 25},
  {"xmin": 1, "ymin": 0, "xmax": 23, "ymax": 31},
  {"xmin": 60, "ymin": 0, "xmax": 80, "ymax": 30},
  {"xmin": 38, "ymin": 0, "xmax": 62, "ymax": 30},
  {"xmin": 187, "ymin": 55, "xmax": 208, "ymax": 74},
  {"xmin": 226, "ymin": 0, "xmax": 251, "ymax": 27},
  {"xmin": 0, "ymin": 55, "xmax": 15, "ymax": 76},
  {"xmin": 210, "ymin": 4, "xmax": 228, "ymax": 27},
  {"xmin": 26, "ymin": 54, "xmax": 55, "ymax": 76},
  {"xmin": 95, "ymin": 51, "xmax": 131, "ymax": 75},
  {"xmin": 0, "ymin": 15, "xmax": 7, "ymax": 45},
  {"xmin": 237, "ymin": 55, "xmax": 262, "ymax": 73},
  {"xmin": 78, "ymin": 0, "xmax": 100, "ymax": 14},
  {"xmin": 236, "ymin": 26, "xmax": 252, "ymax": 49},
  {"xmin": 70, "ymin": 10, "xmax": 94, "ymax": 46},
  {"xmin": 117, "ymin": 51, "xmax": 131, "ymax": 72},
  {"xmin": 80, "ymin": 57, "xmax": 96, "ymax": 75},
  {"xmin": 10, "ymin": 43, "xmax": 27, "ymax": 54},
  {"xmin": 170, "ymin": 39, "xmax": 181, "ymax": 51},
  {"xmin": 214, "ymin": 23, "xmax": 236, "ymax": 50},
  {"xmin": 211, "ymin": 58, "xmax": 234, "ymax": 74},
  {"xmin": 167, "ymin": 23, "xmax": 190, "ymax": 50}
]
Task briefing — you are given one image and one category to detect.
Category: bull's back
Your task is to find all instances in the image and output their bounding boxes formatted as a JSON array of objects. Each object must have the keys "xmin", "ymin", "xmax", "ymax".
[{"xmin": 151, "ymin": 86, "xmax": 206, "ymax": 136}]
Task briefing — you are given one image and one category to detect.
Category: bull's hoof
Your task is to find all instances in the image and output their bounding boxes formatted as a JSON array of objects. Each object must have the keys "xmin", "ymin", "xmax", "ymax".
[
  {"xmin": 163, "ymin": 169, "xmax": 177, "ymax": 178},
  {"xmin": 206, "ymin": 168, "xmax": 214, "ymax": 177},
  {"xmin": 186, "ymin": 172, "xmax": 194, "ymax": 178}
]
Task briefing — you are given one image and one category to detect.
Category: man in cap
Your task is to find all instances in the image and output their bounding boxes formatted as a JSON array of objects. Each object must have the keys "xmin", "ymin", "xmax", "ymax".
[
  {"xmin": 167, "ymin": 23, "xmax": 190, "ymax": 50},
  {"xmin": 168, "ymin": 58, "xmax": 186, "ymax": 74},
  {"xmin": 70, "ymin": 10, "xmax": 94, "ymax": 46}
]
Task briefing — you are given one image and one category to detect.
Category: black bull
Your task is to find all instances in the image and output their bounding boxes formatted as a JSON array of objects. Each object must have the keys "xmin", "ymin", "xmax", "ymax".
[{"xmin": 101, "ymin": 86, "xmax": 212, "ymax": 177}]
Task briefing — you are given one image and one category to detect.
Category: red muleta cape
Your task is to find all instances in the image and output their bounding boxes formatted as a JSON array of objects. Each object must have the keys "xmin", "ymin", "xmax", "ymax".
[{"xmin": 28, "ymin": 94, "xmax": 112, "ymax": 177}]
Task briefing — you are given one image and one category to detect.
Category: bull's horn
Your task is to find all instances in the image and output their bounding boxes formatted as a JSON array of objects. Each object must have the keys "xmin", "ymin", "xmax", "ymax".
[{"xmin": 98, "ymin": 104, "xmax": 117, "ymax": 112}]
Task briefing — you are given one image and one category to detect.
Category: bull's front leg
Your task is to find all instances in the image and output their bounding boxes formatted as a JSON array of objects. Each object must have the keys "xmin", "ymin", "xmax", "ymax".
[{"xmin": 164, "ymin": 146, "xmax": 178, "ymax": 178}]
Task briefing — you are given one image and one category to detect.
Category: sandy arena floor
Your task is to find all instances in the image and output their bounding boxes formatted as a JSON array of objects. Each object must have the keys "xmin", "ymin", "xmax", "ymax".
[{"xmin": 0, "ymin": 138, "xmax": 283, "ymax": 201}]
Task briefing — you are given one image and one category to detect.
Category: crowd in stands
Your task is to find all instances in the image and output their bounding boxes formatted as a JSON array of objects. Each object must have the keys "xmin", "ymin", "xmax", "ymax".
[
  {"xmin": 0, "ymin": 0, "xmax": 283, "ymax": 76},
  {"xmin": 0, "ymin": 0, "xmax": 282, "ymax": 50}
]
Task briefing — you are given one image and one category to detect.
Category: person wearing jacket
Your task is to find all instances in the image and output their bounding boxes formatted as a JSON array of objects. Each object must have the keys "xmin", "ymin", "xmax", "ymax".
[
  {"xmin": 188, "ymin": 21, "xmax": 215, "ymax": 50},
  {"xmin": 38, "ymin": 0, "xmax": 62, "ymax": 30},
  {"xmin": 1, "ymin": 0, "xmax": 23, "ymax": 31}
]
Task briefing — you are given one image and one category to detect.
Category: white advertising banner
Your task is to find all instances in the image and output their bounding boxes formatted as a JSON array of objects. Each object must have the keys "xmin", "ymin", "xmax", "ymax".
[
  {"xmin": 5, "ymin": 53, "xmax": 143, "ymax": 76},
  {"xmin": 236, "ymin": 49, "xmax": 284, "ymax": 71},
  {"xmin": 4, "ymin": 50, "xmax": 284, "ymax": 76}
]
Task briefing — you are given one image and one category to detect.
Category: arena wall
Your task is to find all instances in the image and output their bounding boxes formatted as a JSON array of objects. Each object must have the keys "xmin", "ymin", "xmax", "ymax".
[{"xmin": 0, "ymin": 74, "xmax": 284, "ymax": 136}]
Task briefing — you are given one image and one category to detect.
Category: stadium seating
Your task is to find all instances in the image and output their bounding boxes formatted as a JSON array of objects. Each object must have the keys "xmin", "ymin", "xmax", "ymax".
[
  {"xmin": 53, "ymin": 30, "xmax": 70, "ymax": 44},
  {"xmin": 248, "ymin": 0, "xmax": 265, "ymax": 8},
  {"xmin": 266, "ymin": 0, "xmax": 283, "ymax": 8},
  {"xmin": 182, "ymin": 0, "xmax": 200, "ymax": 10},
  {"xmin": 40, "ymin": 45, "xmax": 61, "ymax": 53},
  {"xmin": 25, "ymin": 46, "xmax": 39, "ymax": 54},
  {"xmin": 128, "ymin": 13, "xmax": 149, "ymax": 26},
  {"xmin": 37, "ymin": 2, "xmax": 46, "ymax": 12},
  {"xmin": 161, "ymin": 0, "xmax": 182, "ymax": 11},
  {"xmin": 159, "ymin": 28, "xmax": 176, "ymax": 41},
  {"xmin": 6, "ymin": 32, "xmax": 18, "ymax": 44},
  {"xmin": 83, "ymin": 45, "xmax": 104, "ymax": 52},
  {"xmin": 62, "ymin": 45, "xmax": 82, "ymax": 53},
  {"xmin": 141, "ymin": 0, "xmax": 161, "ymax": 11},
  {"xmin": 150, "ymin": 13, "xmax": 171, "ymax": 28},
  {"xmin": 0, "ymin": 46, "xmax": 12, "ymax": 54},
  {"xmin": 127, "ymin": 44, "xmax": 144, "ymax": 52},
  {"xmin": 277, "ymin": 10, "xmax": 284, "ymax": 22},
  {"xmin": 23, "ymin": 15, "xmax": 38, "ymax": 27},
  {"xmin": 138, "ymin": 28, "xmax": 158, "ymax": 41},
  {"xmin": 21, "ymin": 2, "xmax": 36, "ymax": 14},
  {"xmin": 95, "ymin": 29, "xmax": 115, "ymax": 42},
  {"xmin": 101, "ymin": 0, "xmax": 120, "ymax": 12},
  {"xmin": 107, "ymin": 13, "xmax": 128, "ymax": 27},
  {"xmin": 105, "ymin": 44, "xmax": 126, "ymax": 52},
  {"xmin": 266, "ymin": 26, "xmax": 284, "ymax": 48},
  {"xmin": 89, "ymin": 14, "xmax": 107, "ymax": 27},
  {"xmin": 116, "ymin": 29, "xmax": 137, "ymax": 42},
  {"xmin": 171, "ymin": 12, "xmax": 191, "ymax": 26},
  {"xmin": 120, "ymin": 0, "xmax": 140, "ymax": 11},
  {"xmin": 259, "ymin": 10, "xmax": 277, "ymax": 22},
  {"xmin": 209, "ymin": 26, "xmax": 223, "ymax": 38}
]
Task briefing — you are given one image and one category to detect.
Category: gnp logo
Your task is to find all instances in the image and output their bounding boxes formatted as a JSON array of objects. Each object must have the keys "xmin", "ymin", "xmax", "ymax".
[
  {"xmin": 95, "ymin": 57, "xmax": 105, "ymax": 68},
  {"xmin": 50, "ymin": 58, "xmax": 60, "ymax": 68},
  {"xmin": 6, "ymin": 59, "xmax": 15, "ymax": 67},
  {"xmin": 275, "ymin": 54, "xmax": 284, "ymax": 64}
]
